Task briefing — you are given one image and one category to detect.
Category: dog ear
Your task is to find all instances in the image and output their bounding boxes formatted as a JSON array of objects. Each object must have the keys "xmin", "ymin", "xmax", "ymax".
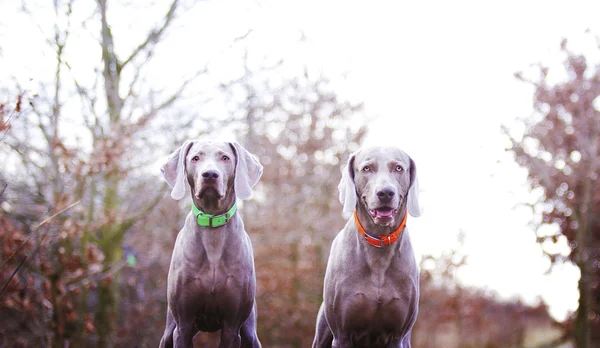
[
  {"xmin": 407, "ymin": 157, "xmax": 421, "ymax": 217},
  {"xmin": 338, "ymin": 152, "xmax": 357, "ymax": 214},
  {"xmin": 161, "ymin": 140, "xmax": 194, "ymax": 200},
  {"xmin": 229, "ymin": 142, "xmax": 263, "ymax": 200}
]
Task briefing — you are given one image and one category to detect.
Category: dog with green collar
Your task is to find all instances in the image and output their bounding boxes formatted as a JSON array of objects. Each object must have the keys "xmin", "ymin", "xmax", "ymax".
[{"xmin": 159, "ymin": 140, "xmax": 263, "ymax": 348}]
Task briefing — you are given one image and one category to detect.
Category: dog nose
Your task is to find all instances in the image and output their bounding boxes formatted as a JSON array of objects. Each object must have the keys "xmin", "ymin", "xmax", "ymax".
[
  {"xmin": 377, "ymin": 187, "xmax": 395, "ymax": 202},
  {"xmin": 202, "ymin": 169, "xmax": 219, "ymax": 180}
]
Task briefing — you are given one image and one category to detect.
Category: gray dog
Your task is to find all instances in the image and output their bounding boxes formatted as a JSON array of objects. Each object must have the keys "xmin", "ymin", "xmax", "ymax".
[
  {"xmin": 159, "ymin": 140, "xmax": 263, "ymax": 348},
  {"xmin": 313, "ymin": 146, "xmax": 421, "ymax": 348}
]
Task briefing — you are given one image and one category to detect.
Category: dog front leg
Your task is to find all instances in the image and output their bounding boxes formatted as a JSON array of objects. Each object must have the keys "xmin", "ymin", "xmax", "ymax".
[
  {"xmin": 219, "ymin": 324, "xmax": 242, "ymax": 348},
  {"xmin": 159, "ymin": 309, "xmax": 176, "ymax": 348},
  {"xmin": 331, "ymin": 336, "xmax": 353, "ymax": 348},
  {"xmin": 312, "ymin": 302, "xmax": 333, "ymax": 348},
  {"xmin": 173, "ymin": 322, "xmax": 195, "ymax": 348},
  {"xmin": 240, "ymin": 303, "xmax": 261, "ymax": 348}
]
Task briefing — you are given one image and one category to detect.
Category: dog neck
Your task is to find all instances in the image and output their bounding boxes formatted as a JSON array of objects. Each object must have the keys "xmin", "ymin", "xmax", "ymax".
[{"xmin": 355, "ymin": 201, "xmax": 408, "ymax": 237}]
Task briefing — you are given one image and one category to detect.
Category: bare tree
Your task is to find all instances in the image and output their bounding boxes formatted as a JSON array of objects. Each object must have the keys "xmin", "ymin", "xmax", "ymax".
[{"xmin": 1, "ymin": 0, "xmax": 209, "ymax": 346}]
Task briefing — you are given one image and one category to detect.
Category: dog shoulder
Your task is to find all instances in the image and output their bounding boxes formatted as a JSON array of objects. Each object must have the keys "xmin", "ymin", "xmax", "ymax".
[
  {"xmin": 328, "ymin": 221, "xmax": 352, "ymax": 259},
  {"xmin": 325, "ymin": 221, "xmax": 356, "ymax": 273}
]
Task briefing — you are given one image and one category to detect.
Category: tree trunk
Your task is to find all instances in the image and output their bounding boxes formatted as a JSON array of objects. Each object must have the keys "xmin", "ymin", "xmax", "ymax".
[
  {"xmin": 575, "ymin": 270, "xmax": 590, "ymax": 348},
  {"xmin": 49, "ymin": 273, "xmax": 65, "ymax": 348},
  {"xmin": 575, "ymin": 178, "xmax": 593, "ymax": 348},
  {"xmin": 95, "ymin": 1, "xmax": 125, "ymax": 346},
  {"xmin": 96, "ymin": 228, "xmax": 122, "ymax": 348}
]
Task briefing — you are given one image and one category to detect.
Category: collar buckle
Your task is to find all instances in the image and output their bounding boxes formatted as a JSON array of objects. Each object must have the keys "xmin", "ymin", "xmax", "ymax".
[{"xmin": 208, "ymin": 215, "xmax": 229, "ymax": 227}]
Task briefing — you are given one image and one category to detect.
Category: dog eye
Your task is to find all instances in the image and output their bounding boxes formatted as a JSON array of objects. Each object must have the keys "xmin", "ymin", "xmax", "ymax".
[
  {"xmin": 395, "ymin": 165, "xmax": 403, "ymax": 172},
  {"xmin": 191, "ymin": 156, "xmax": 199, "ymax": 162},
  {"xmin": 362, "ymin": 166, "xmax": 370, "ymax": 172},
  {"xmin": 222, "ymin": 155, "xmax": 230, "ymax": 161}
]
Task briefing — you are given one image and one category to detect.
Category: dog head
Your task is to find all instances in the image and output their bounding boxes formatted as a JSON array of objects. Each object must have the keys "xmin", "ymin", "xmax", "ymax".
[
  {"xmin": 338, "ymin": 146, "xmax": 420, "ymax": 226},
  {"xmin": 161, "ymin": 140, "xmax": 263, "ymax": 208}
]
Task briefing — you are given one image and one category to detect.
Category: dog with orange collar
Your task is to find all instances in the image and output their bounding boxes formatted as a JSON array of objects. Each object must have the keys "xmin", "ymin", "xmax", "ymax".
[{"xmin": 313, "ymin": 146, "xmax": 421, "ymax": 348}]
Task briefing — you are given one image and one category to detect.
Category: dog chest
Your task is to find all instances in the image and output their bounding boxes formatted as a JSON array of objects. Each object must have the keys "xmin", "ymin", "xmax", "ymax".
[
  {"xmin": 330, "ymin": 285, "xmax": 417, "ymax": 346},
  {"xmin": 174, "ymin": 272, "xmax": 255, "ymax": 330}
]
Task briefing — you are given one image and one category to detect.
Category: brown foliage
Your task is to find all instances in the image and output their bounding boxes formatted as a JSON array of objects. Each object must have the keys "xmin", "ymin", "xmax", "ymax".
[
  {"xmin": 0, "ymin": 209, "xmax": 104, "ymax": 347},
  {"xmin": 0, "ymin": 175, "xmax": 182, "ymax": 347}
]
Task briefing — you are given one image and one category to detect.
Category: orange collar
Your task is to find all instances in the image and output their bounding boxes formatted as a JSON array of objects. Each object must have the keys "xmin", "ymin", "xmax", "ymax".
[{"xmin": 354, "ymin": 210, "xmax": 407, "ymax": 248}]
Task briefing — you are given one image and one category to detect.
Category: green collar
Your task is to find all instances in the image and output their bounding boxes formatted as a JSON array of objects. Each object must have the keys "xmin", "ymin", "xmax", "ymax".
[{"xmin": 191, "ymin": 201, "xmax": 237, "ymax": 227}]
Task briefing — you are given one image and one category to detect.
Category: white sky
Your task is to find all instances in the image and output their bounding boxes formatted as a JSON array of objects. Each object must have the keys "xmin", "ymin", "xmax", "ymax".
[{"xmin": 3, "ymin": 0, "xmax": 600, "ymax": 321}]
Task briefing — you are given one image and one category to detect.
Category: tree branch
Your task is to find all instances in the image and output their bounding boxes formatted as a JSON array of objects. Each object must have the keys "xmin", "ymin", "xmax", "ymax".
[
  {"xmin": 129, "ymin": 66, "xmax": 208, "ymax": 128},
  {"xmin": 120, "ymin": 0, "xmax": 179, "ymax": 69},
  {"xmin": 63, "ymin": 60, "xmax": 101, "ymax": 131}
]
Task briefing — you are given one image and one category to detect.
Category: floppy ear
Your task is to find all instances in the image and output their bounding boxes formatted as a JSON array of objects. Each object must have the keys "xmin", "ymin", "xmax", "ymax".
[
  {"xmin": 338, "ymin": 152, "xmax": 357, "ymax": 214},
  {"xmin": 229, "ymin": 142, "xmax": 263, "ymax": 200},
  {"xmin": 161, "ymin": 140, "xmax": 193, "ymax": 200},
  {"xmin": 407, "ymin": 157, "xmax": 421, "ymax": 217}
]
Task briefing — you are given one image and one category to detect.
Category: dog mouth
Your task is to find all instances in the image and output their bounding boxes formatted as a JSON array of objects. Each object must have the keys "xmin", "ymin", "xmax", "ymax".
[
  {"xmin": 368, "ymin": 207, "xmax": 397, "ymax": 219},
  {"xmin": 196, "ymin": 186, "xmax": 223, "ymax": 200}
]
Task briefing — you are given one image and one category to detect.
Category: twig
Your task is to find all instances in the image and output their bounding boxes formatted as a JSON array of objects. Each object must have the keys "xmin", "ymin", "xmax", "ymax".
[
  {"xmin": 35, "ymin": 200, "xmax": 81, "ymax": 230},
  {"xmin": 0, "ymin": 182, "xmax": 7, "ymax": 197},
  {"xmin": 0, "ymin": 256, "xmax": 27, "ymax": 297},
  {"xmin": 0, "ymin": 102, "xmax": 22, "ymax": 143},
  {"xmin": 65, "ymin": 260, "xmax": 126, "ymax": 293}
]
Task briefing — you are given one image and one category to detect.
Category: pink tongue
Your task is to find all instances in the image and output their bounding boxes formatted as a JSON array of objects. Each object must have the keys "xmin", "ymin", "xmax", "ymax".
[{"xmin": 376, "ymin": 209, "xmax": 394, "ymax": 217}]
